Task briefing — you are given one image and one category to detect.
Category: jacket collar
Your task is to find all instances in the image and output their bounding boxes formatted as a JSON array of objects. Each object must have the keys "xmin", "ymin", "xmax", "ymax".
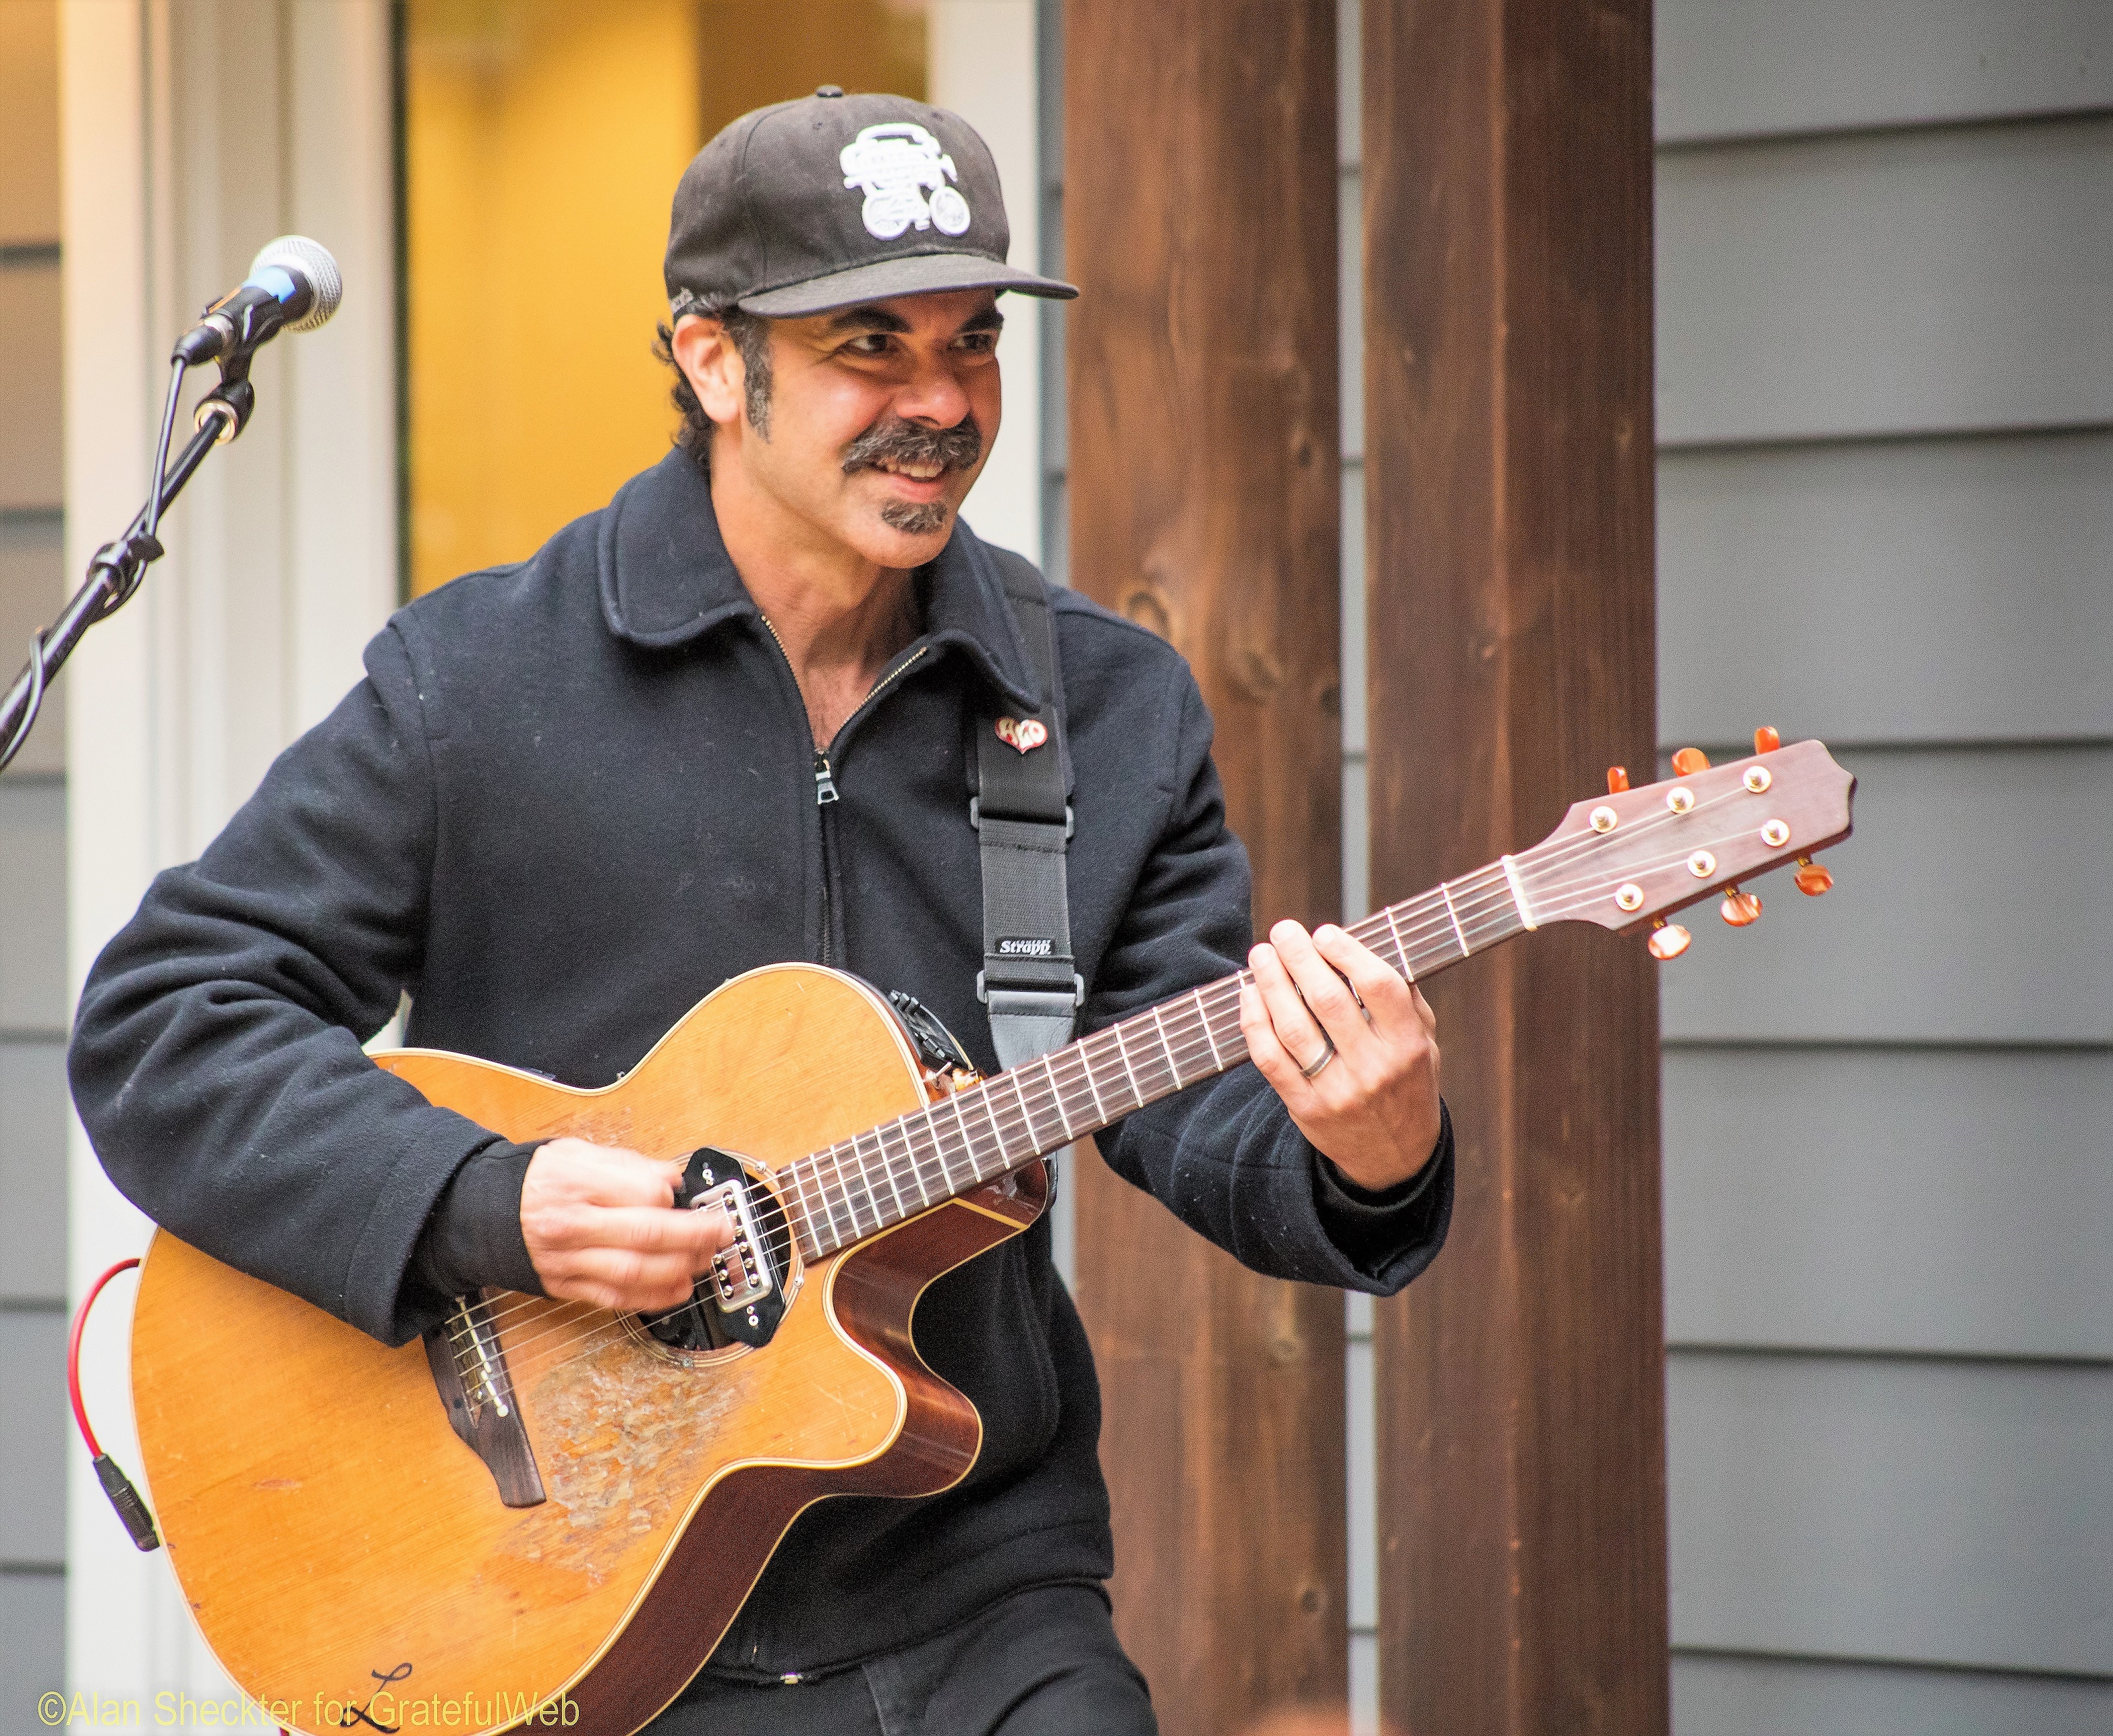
[{"xmin": 598, "ymin": 449, "xmax": 1043, "ymax": 710}]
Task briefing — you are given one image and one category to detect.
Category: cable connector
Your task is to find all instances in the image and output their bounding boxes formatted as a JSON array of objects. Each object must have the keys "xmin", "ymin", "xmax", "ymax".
[
  {"xmin": 92, "ymin": 1453, "xmax": 161, "ymax": 1552},
  {"xmin": 69, "ymin": 1256, "xmax": 161, "ymax": 1552}
]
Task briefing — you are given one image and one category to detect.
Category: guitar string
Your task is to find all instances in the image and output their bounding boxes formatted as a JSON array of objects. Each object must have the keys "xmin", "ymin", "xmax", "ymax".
[
  {"xmin": 766, "ymin": 781, "xmax": 1763, "ymax": 1254},
  {"xmin": 464, "ymin": 824, "xmax": 1768, "ymax": 1380},
  {"xmin": 760, "ymin": 777, "xmax": 1762, "ymax": 1260},
  {"xmin": 454, "ymin": 780, "xmax": 1776, "ymax": 1366},
  {"xmin": 763, "ymin": 777, "xmax": 1768, "ymax": 1261},
  {"xmin": 459, "ymin": 785, "xmax": 1772, "ymax": 1370},
  {"xmin": 474, "ymin": 835, "xmax": 1742, "ymax": 1381}
]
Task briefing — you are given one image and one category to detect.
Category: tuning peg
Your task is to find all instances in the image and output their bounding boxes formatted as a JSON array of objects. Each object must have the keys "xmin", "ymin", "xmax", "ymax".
[
  {"xmin": 1753, "ymin": 725, "xmax": 1781, "ymax": 754},
  {"xmin": 1606, "ymin": 765, "xmax": 1630, "ymax": 793},
  {"xmin": 1794, "ymin": 855, "xmax": 1834, "ymax": 897},
  {"xmin": 1671, "ymin": 748, "xmax": 1711, "ymax": 777},
  {"xmin": 1647, "ymin": 920, "xmax": 1692, "ymax": 961},
  {"xmin": 1720, "ymin": 887, "xmax": 1762, "ymax": 926}
]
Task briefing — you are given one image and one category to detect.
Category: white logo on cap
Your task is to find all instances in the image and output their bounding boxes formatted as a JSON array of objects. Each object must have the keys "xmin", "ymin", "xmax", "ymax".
[{"xmin": 840, "ymin": 123, "xmax": 973, "ymax": 241}]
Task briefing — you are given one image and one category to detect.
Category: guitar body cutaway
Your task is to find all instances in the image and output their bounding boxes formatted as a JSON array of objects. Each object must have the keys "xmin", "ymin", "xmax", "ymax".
[{"xmin": 130, "ymin": 963, "xmax": 1043, "ymax": 1736}]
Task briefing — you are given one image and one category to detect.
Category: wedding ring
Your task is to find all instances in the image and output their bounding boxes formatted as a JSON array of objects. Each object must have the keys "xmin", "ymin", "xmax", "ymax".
[{"xmin": 1299, "ymin": 1038, "xmax": 1337, "ymax": 1080}]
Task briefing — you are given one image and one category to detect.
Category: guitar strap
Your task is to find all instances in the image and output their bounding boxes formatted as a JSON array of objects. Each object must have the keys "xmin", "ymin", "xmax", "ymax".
[{"xmin": 973, "ymin": 547, "xmax": 1079, "ymax": 1073}]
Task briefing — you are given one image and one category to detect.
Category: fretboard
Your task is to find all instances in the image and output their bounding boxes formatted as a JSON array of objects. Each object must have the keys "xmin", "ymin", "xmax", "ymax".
[{"xmin": 780, "ymin": 858, "xmax": 1535, "ymax": 1261}]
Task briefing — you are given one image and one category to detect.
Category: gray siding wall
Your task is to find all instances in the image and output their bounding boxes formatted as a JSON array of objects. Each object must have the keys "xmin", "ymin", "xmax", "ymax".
[
  {"xmin": 0, "ymin": 0, "xmax": 68, "ymax": 1706},
  {"xmin": 1656, "ymin": 3, "xmax": 2113, "ymax": 1728}
]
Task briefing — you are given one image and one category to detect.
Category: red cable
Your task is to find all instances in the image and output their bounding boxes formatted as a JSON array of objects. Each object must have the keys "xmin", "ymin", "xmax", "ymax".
[{"xmin": 69, "ymin": 1257, "xmax": 140, "ymax": 1457}]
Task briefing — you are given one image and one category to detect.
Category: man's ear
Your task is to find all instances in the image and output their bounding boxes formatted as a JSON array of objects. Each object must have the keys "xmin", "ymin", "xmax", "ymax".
[{"xmin": 670, "ymin": 314, "xmax": 748, "ymax": 435}]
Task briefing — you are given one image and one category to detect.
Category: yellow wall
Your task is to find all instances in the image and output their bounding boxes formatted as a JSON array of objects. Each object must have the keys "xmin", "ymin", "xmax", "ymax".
[{"xmin": 404, "ymin": 0, "xmax": 928, "ymax": 596}]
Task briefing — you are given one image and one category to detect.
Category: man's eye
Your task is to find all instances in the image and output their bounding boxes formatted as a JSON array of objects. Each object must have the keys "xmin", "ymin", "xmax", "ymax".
[{"xmin": 845, "ymin": 334, "xmax": 893, "ymax": 357}]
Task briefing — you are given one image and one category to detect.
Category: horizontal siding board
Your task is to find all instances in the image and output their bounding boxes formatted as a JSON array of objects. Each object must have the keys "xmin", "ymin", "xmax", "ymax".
[
  {"xmin": 1658, "ymin": 430, "xmax": 2113, "ymax": 747},
  {"xmin": 1659, "ymin": 745, "xmax": 2112, "ymax": 1044},
  {"xmin": 1672, "ymin": 1651, "xmax": 2113, "ymax": 1736},
  {"xmin": 0, "ymin": 1571, "xmax": 63, "ymax": 1720},
  {"xmin": 1656, "ymin": 117, "xmax": 2113, "ymax": 445},
  {"xmin": 1668, "ymin": 1352, "xmax": 2113, "ymax": 1674},
  {"xmin": 0, "ymin": 1042, "xmax": 66, "ymax": 1304},
  {"xmin": 1665, "ymin": 1047, "xmax": 2113, "ymax": 1358},
  {"xmin": 0, "ymin": 1311, "xmax": 65, "ymax": 1566},
  {"xmin": 0, "ymin": 510, "xmax": 65, "ymax": 773},
  {"xmin": 0, "ymin": 261, "xmax": 62, "ymax": 510},
  {"xmin": 1656, "ymin": 0, "xmax": 2113, "ymax": 145},
  {"xmin": 0, "ymin": 779, "xmax": 65, "ymax": 1031}
]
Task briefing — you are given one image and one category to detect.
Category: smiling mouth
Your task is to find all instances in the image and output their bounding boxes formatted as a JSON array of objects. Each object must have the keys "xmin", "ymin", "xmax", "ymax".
[{"xmin": 870, "ymin": 456, "xmax": 949, "ymax": 482}]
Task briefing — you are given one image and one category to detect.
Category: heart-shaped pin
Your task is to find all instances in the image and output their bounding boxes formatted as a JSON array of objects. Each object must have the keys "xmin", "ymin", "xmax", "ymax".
[{"xmin": 995, "ymin": 716, "xmax": 1049, "ymax": 754}]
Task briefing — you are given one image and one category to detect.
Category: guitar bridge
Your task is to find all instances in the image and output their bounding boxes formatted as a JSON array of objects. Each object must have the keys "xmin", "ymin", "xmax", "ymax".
[{"xmin": 422, "ymin": 1293, "xmax": 545, "ymax": 1508}]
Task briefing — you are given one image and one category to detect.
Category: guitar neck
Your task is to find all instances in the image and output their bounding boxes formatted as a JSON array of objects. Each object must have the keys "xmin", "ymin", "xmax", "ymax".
[{"xmin": 779, "ymin": 858, "xmax": 1534, "ymax": 1261}]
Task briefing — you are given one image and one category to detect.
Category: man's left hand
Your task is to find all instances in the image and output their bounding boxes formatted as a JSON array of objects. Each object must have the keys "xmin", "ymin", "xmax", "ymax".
[{"xmin": 1241, "ymin": 920, "xmax": 1442, "ymax": 1192}]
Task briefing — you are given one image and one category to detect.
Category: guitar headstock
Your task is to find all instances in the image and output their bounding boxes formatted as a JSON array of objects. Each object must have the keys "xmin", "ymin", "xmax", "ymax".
[{"xmin": 1516, "ymin": 731, "xmax": 1855, "ymax": 959}]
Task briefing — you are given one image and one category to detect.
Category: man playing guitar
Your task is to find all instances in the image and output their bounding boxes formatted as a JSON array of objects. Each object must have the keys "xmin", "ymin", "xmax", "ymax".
[{"xmin": 71, "ymin": 89, "xmax": 1450, "ymax": 1733}]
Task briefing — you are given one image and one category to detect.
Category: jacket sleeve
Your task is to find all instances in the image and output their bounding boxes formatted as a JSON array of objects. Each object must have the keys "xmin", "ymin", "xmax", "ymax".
[
  {"xmin": 1085, "ymin": 675, "xmax": 1453, "ymax": 1296},
  {"xmin": 67, "ymin": 623, "xmax": 527, "ymax": 1345}
]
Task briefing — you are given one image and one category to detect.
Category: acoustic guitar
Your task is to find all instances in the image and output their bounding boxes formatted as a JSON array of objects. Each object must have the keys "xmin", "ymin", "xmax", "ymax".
[{"xmin": 128, "ymin": 737, "xmax": 1853, "ymax": 1735}]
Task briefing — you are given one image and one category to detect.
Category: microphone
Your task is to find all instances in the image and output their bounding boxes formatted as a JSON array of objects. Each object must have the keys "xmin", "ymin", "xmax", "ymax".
[{"xmin": 172, "ymin": 235, "xmax": 343, "ymax": 365}]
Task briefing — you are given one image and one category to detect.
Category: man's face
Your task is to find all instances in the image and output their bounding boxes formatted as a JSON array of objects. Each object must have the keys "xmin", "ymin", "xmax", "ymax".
[{"xmin": 681, "ymin": 287, "xmax": 1004, "ymax": 570}]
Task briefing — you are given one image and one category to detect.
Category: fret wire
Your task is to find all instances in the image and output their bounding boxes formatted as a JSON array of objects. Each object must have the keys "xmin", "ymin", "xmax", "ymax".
[
  {"xmin": 1077, "ymin": 1034, "xmax": 1110, "ymax": 1124},
  {"xmin": 1194, "ymin": 986, "xmax": 1224, "ymax": 1070},
  {"xmin": 1110, "ymin": 1021, "xmax": 1144, "ymax": 1105},
  {"xmin": 1044, "ymin": 1053, "xmax": 1077, "ymax": 1141},
  {"xmin": 859, "ymin": 1129, "xmax": 902, "ymax": 1225},
  {"xmin": 830, "ymin": 1149, "xmax": 869, "ymax": 1239},
  {"xmin": 1382, "ymin": 904, "xmax": 1413, "ymax": 980},
  {"xmin": 870, "ymin": 1125, "xmax": 905, "ymax": 1216},
  {"xmin": 980, "ymin": 1068, "xmax": 1022, "ymax": 1165},
  {"xmin": 1009, "ymin": 1069, "xmax": 1045, "ymax": 1156},
  {"xmin": 908, "ymin": 1117, "xmax": 949, "ymax": 1200},
  {"xmin": 813, "ymin": 1171, "xmax": 845, "ymax": 1254},
  {"xmin": 890, "ymin": 1117, "xmax": 933, "ymax": 1209},
  {"xmin": 833, "ymin": 1144, "xmax": 870, "ymax": 1239},
  {"xmin": 968, "ymin": 1088, "xmax": 1005, "ymax": 1179},
  {"xmin": 999, "ymin": 1075, "xmax": 1037, "ymax": 1165},
  {"xmin": 950, "ymin": 1094, "xmax": 985, "ymax": 1183},
  {"xmin": 1086, "ymin": 1033, "xmax": 1128, "ymax": 1119},
  {"xmin": 843, "ymin": 1134, "xmax": 873, "ymax": 1225},
  {"xmin": 1149, "ymin": 1002, "xmax": 1183, "ymax": 1088},
  {"xmin": 815, "ymin": 1154, "xmax": 851, "ymax": 1248},
  {"xmin": 923, "ymin": 1107, "xmax": 960, "ymax": 1192},
  {"xmin": 787, "ymin": 1165, "xmax": 824, "ymax": 1258},
  {"xmin": 805, "ymin": 1165, "xmax": 837, "ymax": 1257},
  {"xmin": 849, "ymin": 1146, "xmax": 882, "ymax": 1236},
  {"xmin": 974, "ymin": 1088, "xmax": 1009, "ymax": 1178},
  {"xmin": 986, "ymin": 1071, "xmax": 1032, "ymax": 1162},
  {"xmin": 1436, "ymin": 879, "xmax": 1470, "ymax": 957},
  {"xmin": 951, "ymin": 1087, "xmax": 990, "ymax": 1180}
]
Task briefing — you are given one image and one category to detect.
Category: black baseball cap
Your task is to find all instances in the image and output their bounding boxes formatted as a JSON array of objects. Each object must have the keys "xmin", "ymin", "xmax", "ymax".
[{"xmin": 665, "ymin": 87, "xmax": 1077, "ymax": 320}]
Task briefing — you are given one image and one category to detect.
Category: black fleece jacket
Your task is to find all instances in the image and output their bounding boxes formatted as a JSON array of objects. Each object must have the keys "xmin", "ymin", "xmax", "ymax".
[{"xmin": 69, "ymin": 449, "xmax": 1452, "ymax": 1679}]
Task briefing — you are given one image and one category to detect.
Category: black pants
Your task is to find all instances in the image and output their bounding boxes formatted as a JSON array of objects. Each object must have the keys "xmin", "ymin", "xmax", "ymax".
[{"xmin": 652, "ymin": 1584, "xmax": 1158, "ymax": 1735}]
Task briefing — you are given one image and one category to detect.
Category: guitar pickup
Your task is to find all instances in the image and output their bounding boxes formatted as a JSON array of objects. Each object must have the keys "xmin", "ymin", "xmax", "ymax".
[
  {"xmin": 646, "ymin": 1148, "xmax": 791, "ymax": 1353},
  {"xmin": 697, "ymin": 1179, "xmax": 773, "ymax": 1312}
]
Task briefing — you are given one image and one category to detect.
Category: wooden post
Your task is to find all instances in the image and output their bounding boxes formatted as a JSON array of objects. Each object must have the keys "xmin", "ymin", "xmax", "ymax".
[
  {"xmin": 1064, "ymin": 3, "xmax": 1346, "ymax": 1729},
  {"xmin": 1361, "ymin": 0, "xmax": 1669, "ymax": 1731}
]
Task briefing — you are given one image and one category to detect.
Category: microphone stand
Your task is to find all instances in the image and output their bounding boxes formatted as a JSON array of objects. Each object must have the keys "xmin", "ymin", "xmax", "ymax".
[{"xmin": 0, "ymin": 351, "xmax": 260, "ymax": 773}]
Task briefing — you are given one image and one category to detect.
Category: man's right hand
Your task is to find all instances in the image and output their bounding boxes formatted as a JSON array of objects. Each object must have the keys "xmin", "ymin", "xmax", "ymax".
[{"xmin": 521, "ymin": 1137, "xmax": 732, "ymax": 1312}]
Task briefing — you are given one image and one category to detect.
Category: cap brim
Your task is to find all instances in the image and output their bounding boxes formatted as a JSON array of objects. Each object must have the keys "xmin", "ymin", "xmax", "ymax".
[{"xmin": 738, "ymin": 251, "xmax": 1078, "ymax": 317}]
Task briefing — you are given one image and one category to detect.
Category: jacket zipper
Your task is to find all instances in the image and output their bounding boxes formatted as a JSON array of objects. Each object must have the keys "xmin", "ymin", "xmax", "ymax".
[{"xmin": 757, "ymin": 617, "xmax": 930, "ymax": 966}]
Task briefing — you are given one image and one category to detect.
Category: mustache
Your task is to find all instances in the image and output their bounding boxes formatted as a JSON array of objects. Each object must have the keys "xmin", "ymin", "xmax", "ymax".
[{"xmin": 841, "ymin": 415, "xmax": 984, "ymax": 475}]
